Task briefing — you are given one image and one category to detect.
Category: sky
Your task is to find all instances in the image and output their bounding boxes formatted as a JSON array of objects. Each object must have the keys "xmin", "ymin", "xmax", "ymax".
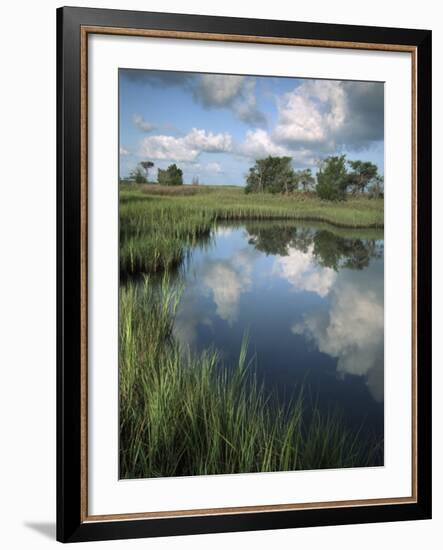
[{"xmin": 119, "ymin": 69, "xmax": 384, "ymax": 186}]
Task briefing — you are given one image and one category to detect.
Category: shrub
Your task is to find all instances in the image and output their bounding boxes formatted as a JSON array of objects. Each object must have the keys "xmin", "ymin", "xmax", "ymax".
[
  {"xmin": 157, "ymin": 164, "xmax": 183, "ymax": 186},
  {"xmin": 316, "ymin": 155, "xmax": 348, "ymax": 201},
  {"xmin": 245, "ymin": 156, "xmax": 297, "ymax": 194}
]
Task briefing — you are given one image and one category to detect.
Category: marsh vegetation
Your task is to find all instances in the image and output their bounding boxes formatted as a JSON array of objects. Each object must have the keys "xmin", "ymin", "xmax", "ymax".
[{"xmin": 119, "ymin": 185, "xmax": 384, "ymax": 479}]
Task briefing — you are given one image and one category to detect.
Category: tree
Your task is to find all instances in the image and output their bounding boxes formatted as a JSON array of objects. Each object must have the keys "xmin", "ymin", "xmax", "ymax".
[
  {"xmin": 129, "ymin": 164, "xmax": 147, "ymax": 184},
  {"xmin": 244, "ymin": 156, "xmax": 297, "ymax": 194},
  {"xmin": 157, "ymin": 164, "xmax": 183, "ymax": 185},
  {"xmin": 368, "ymin": 174, "xmax": 384, "ymax": 199},
  {"xmin": 316, "ymin": 155, "xmax": 349, "ymax": 201},
  {"xmin": 140, "ymin": 161, "xmax": 154, "ymax": 182},
  {"xmin": 347, "ymin": 160, "xmax": 378, "ymax": 195},
  {"xmin": 296, "ymin": 168, "xmax": 315, "ymax": 192}
]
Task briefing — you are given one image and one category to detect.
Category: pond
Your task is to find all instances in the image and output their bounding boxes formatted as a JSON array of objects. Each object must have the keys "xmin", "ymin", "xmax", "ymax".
[{"xmin": 172, "ymin": 221, "xmax": 384, "ymax": 445}]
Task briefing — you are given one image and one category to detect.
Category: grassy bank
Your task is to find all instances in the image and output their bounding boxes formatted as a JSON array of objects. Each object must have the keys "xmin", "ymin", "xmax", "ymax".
[
  {"xmin": 119, "ymin": 277, "xmax": 382, "ymax": 479},
  {"xmin": 136, "ymin": 184, "xmax": 384, "ymax": 227},
  {"xmin": 120, "ymin": 201, "xmax": 213, "ymax": 275},
  {"xmin": 120, "ymin": 184, "xmax": 383, "ymax": 275}
]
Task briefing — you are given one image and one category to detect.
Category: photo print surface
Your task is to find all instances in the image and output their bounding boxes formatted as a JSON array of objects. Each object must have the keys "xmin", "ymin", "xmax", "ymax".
[{"xmin": 118, "ymin": 68, "xmax": 384, "ymax": 480}]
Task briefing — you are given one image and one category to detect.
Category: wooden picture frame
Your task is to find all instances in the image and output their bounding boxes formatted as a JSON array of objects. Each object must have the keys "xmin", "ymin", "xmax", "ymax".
[{"xmin": 57, "ymin": 6, "xmax": 432, "ymax": 543}]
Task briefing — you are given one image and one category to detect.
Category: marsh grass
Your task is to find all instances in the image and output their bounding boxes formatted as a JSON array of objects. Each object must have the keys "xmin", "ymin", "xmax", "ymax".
[
  {"xmin": 119, "ymin": 276, "xmax": 382, "ymax": 479},
  {"xmin": 120, "ymin": 201, "xmax": 213, "ymax": 275},
  {"xmin": 119, "ymin": 185, "xmax": 383, "ymax": 276},
  {"xmin": 140, "ymin": 184, "xmax": 212, "ymax": 196}
]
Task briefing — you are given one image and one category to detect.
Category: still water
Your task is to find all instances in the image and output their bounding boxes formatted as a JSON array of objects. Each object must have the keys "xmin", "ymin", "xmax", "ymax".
[{"xmin": 173, "ymin": 221, "xmax": 384, "ymax": 443}]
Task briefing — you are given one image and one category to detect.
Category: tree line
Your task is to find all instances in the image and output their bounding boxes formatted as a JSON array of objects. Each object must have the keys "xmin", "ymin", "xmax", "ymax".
[
  {"xmin": 245, "ymin": 154, "xmax": 383, "ymax": 200},
  {"xmin": 124, "ymin": 161, "xmax": 184, "ymax": 186},
  {"xmin": 122, "ymin": 153, "xmax": 383, "ymax": 201}
]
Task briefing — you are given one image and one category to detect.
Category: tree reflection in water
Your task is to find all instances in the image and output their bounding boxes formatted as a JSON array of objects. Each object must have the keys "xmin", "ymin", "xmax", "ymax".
[{"xmin": 245, "ymin": 222, "xmax": 383, "ymax": 272}]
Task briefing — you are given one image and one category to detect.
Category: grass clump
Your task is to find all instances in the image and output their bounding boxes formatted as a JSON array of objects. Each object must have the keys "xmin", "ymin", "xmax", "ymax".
[{"xmin": 120, "ymin": 200, "xmax": 213, "ymax": 275}]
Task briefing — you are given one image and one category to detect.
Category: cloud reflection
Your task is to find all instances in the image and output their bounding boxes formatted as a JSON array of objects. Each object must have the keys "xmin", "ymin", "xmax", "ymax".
[
  {"xmin": 275, "ymin": 244, "xmax": 337, "ymax": 297},
  {"xmin": 201, "ymin": 247, "xmax": 257, "ymax": 324},
  {"xmin": 173, "ymin": 311, "xmax": 212, "ymax": 348},
  {"xmin": 173, "ymin": 223, "xmax": 384, "ymax": 405},
  {"xmin": 292, "ymin": 270, "xmax": 384, "ymax": 401}
]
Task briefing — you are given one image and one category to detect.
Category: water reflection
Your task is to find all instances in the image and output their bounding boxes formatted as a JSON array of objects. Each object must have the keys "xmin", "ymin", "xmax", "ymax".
[
  {"xmin": 200, "ymin": 247, "xmax": 258, "ymax": 324},
  {"xmin": 292, "ymin": 268, "xmax": 384, "ymax": 402},
  {"xmin": 172, "ymin": 222, "xmax": 384, "ymax": 436},
  {"xmin": 275, "ymin": 246, "xmax": 337, "ymax": 297},
  {"xmin": 245, "ymin": 222, "xmax": 383, "ymax": 270}
]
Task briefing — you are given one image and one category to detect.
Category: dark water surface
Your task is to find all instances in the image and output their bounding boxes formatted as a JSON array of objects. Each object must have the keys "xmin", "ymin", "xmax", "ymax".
[{"xmin": 172, "ymin": 221, "xmax": 384, "ymax": 444}]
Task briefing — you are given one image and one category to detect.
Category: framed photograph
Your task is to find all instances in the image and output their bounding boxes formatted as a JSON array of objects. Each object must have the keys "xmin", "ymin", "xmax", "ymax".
[{"xmin": 57, "ymin": 6, "xmax": 432, "ymax": 543}]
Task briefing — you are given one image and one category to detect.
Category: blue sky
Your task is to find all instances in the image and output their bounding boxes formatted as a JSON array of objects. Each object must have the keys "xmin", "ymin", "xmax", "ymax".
[{"xmin": 119, "ymin": 69, "xmax": 384, "ymax": 185}]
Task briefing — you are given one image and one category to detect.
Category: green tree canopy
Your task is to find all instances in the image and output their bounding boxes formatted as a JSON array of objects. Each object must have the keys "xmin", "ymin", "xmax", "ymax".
[
  {"xmin": 316, "ymin": 155, "xmax": 349, "ymax": 201},
  {"xmin": 157, "ymin": 164, "xmax": 183, "ymax": 186},
  {"xmin": 244, "ymin": 156, "xmax": 297, "ymax": 194},
  {"xmin": 243, "ymin": 154, "xmax": 381, "ymax": 200},
  {"xmin": 347, "ymin": 160, "xmax": 378, "ymax": 195}
]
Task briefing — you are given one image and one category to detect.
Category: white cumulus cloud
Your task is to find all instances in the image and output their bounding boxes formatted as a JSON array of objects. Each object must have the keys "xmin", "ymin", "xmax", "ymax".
[
  {"xmin": 240, "ymin": 128, "xmax": 290, "ymax": 159},
  {"xmin": 238, "ymin": 129, "xmax": 322, "ymax": 166},
  {"xmin": 273, "ymin": 80, "xmax": 383, "ymax": 153},
  {"xmin": 139, "ymin": 128, "xmax": 232, "ymax": 162},
  {"xmin": 186, "ymin": 128, "xmax": 232, "ymax": 152}
]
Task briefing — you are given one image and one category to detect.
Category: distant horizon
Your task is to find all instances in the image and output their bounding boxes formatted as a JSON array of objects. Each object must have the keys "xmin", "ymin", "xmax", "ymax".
[
  {"xmin": 120, "ymin": 178, "xmax": 245, "ymax": 187},
  {"xmin": 119, "ymin": 69, "xmax": 384, "ymax": 186}
]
